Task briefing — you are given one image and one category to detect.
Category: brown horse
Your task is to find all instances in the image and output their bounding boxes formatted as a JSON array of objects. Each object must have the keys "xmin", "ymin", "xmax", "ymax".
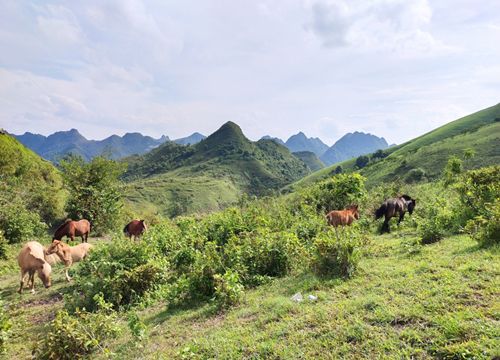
[
  {"xmin": 53, "ymin": 219, "xmax": 91, "ymax": 243},
  {"xmin": 375, "ymin": 195, "xmax": 416, "ymax": 233},
  {"xmin": 124, "ymin": 219, "xmax": 147, "ymax": 240},
  {"xmin": 326, "ymin": 205, "xmax": 360, "ymax": 227}
]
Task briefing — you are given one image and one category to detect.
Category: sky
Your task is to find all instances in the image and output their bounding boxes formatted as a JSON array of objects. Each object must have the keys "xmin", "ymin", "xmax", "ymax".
[{"xmin": 0, "ymin": 0, "xmax": 499, "ymax": 146}]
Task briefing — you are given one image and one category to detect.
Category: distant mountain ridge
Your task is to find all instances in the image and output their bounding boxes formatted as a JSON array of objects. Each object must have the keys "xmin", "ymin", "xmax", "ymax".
[
  {"xmin": 14, "ymin": 129, "xmax": 169, "ymax": 162},
  {"xmin": 285, "ymin": 132, "xmax": 329, "ymax": 157},
  {"xmin": 174, "ymin": 132, "xmax": 206, "ymax": 145},
  {"xmin": 320, "ymin": 131, "xmax": 389, "ymax": 166}
]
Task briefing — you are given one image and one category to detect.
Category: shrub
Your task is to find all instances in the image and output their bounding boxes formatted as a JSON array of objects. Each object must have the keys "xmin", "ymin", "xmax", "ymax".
[
  {"xmin": 60, "ymin": 155, "xmax": 126, "ymax": 235},
  {"xmin": 0, "ymin": 232, "xmax": 7, "ymax": 260},
  {"xmin": 0, "ymin": 202, "xmax": 47, "ymax": 244},
  {"xmin": 65, "ymin": 240, "xmax": 167, "ymax": 312},
  {"xmin": 416, "ymin": 196, "xmax": 455, "ymax": 244},
  {"xmin": 355, "ymin": 155, "xmax": 369, "ymax": 169},
  {"xmin": 405, "ymin": 168, "xmax": 426, "ymax": 183},
  {"xmin": 443, "ymin": 156, "xmax": 463, "ymax": 186},
  {"xmin": 455, "ymin": 166, "xmax": 499, "ymax": 219},
  {"xmin": 213, "ymin": 270, "xmax": 244, "ymax": 309},
  {"xmin": 300, "ymin": 173, "xmax": 366, "ymax": 213},
  {"xmin": 0, "ymin": 298, "xmax": 11, "ymax": 354},
  {"xmin": 465, "ymin": 199, "xmax": 500, "ymax": 246},
  {"xmin": 33, "ymin": 297, "xmax": 120, "ymax": 360},
  {"xmin": 312, "ymin": 227, "xmax": 366, "ymax": 277}
]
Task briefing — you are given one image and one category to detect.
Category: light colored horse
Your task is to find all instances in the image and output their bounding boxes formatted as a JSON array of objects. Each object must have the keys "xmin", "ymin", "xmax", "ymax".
[
  {"xmin": 45, "ymin": 240, "xmax": 93, "ymax": 281},
  {"xmin": 18, "ymin": 241, "xmax": 52, "ymax": 293}
]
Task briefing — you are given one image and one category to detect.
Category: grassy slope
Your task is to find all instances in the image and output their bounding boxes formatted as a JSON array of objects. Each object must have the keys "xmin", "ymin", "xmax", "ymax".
[
  {"xmin": 293, "ymin": 104, "xmax": 500, "ymax": 188},
  {"xmin": 2, "ymin": 234, "xmax": 498, "ymax": 359}
]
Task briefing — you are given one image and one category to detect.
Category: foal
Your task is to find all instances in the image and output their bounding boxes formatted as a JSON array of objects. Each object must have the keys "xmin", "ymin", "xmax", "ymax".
[{"xmin": 45, "ymin": 240, "xmax": 93, "ymax": 282}]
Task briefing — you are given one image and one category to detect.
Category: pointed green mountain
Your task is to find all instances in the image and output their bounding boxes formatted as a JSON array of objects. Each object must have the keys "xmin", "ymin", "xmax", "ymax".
[{"xmin": 124, "ymin": 122, "xmax": 309, "ymax": 216}]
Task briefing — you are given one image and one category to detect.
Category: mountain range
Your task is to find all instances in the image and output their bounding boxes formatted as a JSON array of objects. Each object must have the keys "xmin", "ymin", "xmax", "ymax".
[{"xmin": 13, "ymin": 130, "xmax": 208, "ymax": 162}]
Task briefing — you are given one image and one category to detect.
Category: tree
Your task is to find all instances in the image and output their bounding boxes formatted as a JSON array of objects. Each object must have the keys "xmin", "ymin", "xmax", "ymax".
[
  {"xmin": 371, "ymin": 149, "xmax": 387, "ymax": 160},
  {"xmin": 443, "ymin": 155, "xmax": 463, "ymax": 186},
  {"xmin": 60, "ymin": 155, "xmax": 126, "ymax": 235},
  {"xmin": 355, "ymin": 155, "xmax": 369, "ymax": 169}
]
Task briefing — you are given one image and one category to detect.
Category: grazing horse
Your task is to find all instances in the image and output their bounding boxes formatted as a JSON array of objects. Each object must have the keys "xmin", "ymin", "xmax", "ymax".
[
  {"xmin": 17, "ymin": 241, "xmax": 52, "ymax": 293},
  {"xmin": 45, "ymin": 240, "xmax": 93, "ymax": 282},
  {"xmin": 375, "ymin": 195, "xmax": 416, "ymax": 233},
  {"xmin": 326, "ymin": 205, "xmax": 360, "ymax": 227},
  {"xmin": 53, "ymin": 219, "xmax": 91, "ymax": 243},
  {"xmin": 124, "ymin": 219, "xmax": 147, "ymax": 240}
]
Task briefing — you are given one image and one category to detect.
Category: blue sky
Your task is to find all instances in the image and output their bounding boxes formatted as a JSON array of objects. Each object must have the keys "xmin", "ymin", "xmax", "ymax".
[{"xmin": 0, "ymin": 0, "xmax": 499, "ymax": 145}]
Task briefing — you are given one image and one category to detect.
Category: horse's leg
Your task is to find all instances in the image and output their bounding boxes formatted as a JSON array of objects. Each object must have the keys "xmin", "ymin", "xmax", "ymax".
[
  {"xmin": 65, "ymin": 266, "xmax": 71, "ymax": 282},
  {"xmin": 397, "ymin": 212, "xmax": 405, "ymax": 226},
  {"xmin": 29, "ymin": 270, "xmax": 36, "ymax": 294},
  {"xmin": 85, "ymin": 232, "xmax": 88, "ymax": 243},
  {"xmin": 18, "ymin": 270, "xmax": 27, "ymax": 293}
]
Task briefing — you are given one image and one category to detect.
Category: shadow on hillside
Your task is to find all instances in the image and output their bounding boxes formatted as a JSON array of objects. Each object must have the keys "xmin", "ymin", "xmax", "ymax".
[{"xmin": 145, "ymin": 299, "xmax": 218, "ymax": 326}]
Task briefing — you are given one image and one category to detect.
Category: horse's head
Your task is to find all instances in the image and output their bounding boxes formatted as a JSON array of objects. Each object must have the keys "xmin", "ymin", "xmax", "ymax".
[
  {"xmin": 140, "ymin": 220, "xmax": 147, "ymax": 232},
  {"xmin": 348, "ymin": 204, "xmax": 360, "ymax": 219},
  {"xmin": 408, "ymin": 199, "xmax": 416, "ymax": 215},
  {"xmin": 35, "ymin": 259, "xmax": 52, "ymax": 288}
]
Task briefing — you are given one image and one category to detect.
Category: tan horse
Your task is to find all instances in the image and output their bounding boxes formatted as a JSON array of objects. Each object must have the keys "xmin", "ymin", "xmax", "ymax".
[
  {"xmin": 326, "ymin": 205, "xmax": 360, "ymax": 227},
  {"xmin": 45, "ymin": 240, "xmax": 93, "ymax": 282},
  {"xmin": 123, "ymin": 219, "xmax": 147, "ymax": 240},
  {"xmin": 18, "ymin": 241, "xmax": 52, "ymax": 293},
  {"xmin": 53, "ymin": 219, "xmax": 91, "ymax": 243}
]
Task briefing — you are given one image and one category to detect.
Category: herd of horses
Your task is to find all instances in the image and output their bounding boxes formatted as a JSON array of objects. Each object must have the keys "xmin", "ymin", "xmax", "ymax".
[{"xmin": 17, "ymin": 195, "xmax": 416, "ymax": 293}]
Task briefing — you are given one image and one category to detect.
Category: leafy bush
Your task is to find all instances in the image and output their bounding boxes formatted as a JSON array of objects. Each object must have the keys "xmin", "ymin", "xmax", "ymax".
[
  {"xmin": 405, "ymin": 168, "xmax": 426, "ymax": 183},
  {"xmin": 465, "ymin": 199, "xmax": 500, "ymax": 246},
  {"xmin": 60, "ymin": 155, "xmax": 126, "ymax": 235},
  {"xmin": 355, "ymin": 155, "xmax": 369, "ymax": 169},
  {"xmin": 312, "ymin": 227, "xmax": 366, "ymax": 277},
  {"xmin": 0, "ymin": 202, "xmax": 47, "ymax": 244},
  {"xmin": 0, "ymin": 232, "xmax": 7, "ymax": 260},
  {"xmin": 33, "ymin": 297, "xmax": 120, "ymax": 360},
  {"xmin": 455, "ymin": 166, "xmax": 499, "ymax": 219},
  {"xmin": 213, "ymin": 270, "xmax": 244, "ymax": 309},
  {"xmin": 300, "ymin": 173, "xmax": 366, "ymax": 213},
  {"xmin": 65, "ymin": 240, "xmax": 167, "ymax": 312},
  {"xmin": 0, "ymin": 298, "xmax": 11, "ymax": 354}
]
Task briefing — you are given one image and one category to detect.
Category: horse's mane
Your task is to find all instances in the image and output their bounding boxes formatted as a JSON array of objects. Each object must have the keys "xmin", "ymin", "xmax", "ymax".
[
  {"xmin": 400, "ymin": 194, "xmax": 413, "ymax": 201},
  {"xmin": 54, "ymin": 219, "xmax": 72, "ymax": 238}
]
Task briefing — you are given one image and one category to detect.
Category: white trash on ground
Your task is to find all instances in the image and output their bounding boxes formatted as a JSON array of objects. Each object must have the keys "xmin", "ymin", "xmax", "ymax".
[
  {"xmin": 308, "ymin": 294, "xmax": 318, "ymax": 301},
  {"xmin": 290, "ymin": 292, "xmax": 303, "ymax": 302}
]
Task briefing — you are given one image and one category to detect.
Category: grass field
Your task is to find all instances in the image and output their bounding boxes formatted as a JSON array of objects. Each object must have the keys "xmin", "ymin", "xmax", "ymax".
[{"xmin": 1, "ymin": 233, "xmax": 498, "ymax": 359}]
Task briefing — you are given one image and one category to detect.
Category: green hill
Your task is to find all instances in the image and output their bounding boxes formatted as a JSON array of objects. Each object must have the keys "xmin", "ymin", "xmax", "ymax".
[
  {"xmin": 292, "ymin": 151, "xmax": 325, "ymax": 171},
  {"xmin": 293, "ymin": 103, "xmax": 500, "ymax": 188},
  {"xmin": 124, "ymin": 122, "xmax": 310, "ymax": 216},
  {"xmin": 0, "ymin": 131, "xmax": 65, "ymax": 224}
]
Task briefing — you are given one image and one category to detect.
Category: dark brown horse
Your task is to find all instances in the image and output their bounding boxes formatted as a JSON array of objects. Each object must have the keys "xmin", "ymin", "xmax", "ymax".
[
  {"xmin": 53, "ymin": 219, "xmax": 91, "ymax": 243},
  {"xmin": 326, "ymin": 205, "xmax": 360, "ymax": 227},
  {"xmin": 124, "ymin": 220, "xmax": 147, "ymax": 240},
  {"xmin": 375, "ymin": 195, "xmax": 416, "ymax": 233}
]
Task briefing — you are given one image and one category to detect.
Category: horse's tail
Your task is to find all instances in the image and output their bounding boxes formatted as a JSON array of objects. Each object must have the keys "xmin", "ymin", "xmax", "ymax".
[
  {"xmin": 123, "ymin": 224, "xmax": 129, "ymax": 235},
  {"xmin": 375, "ymin": 204, "xmax": 387, "ymax": 220}
]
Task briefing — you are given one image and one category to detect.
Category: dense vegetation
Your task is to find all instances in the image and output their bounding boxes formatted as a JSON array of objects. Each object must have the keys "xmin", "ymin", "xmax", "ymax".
[{"xmin": 0, "ymin": 133, "xmax": 65, "ymax": 244}]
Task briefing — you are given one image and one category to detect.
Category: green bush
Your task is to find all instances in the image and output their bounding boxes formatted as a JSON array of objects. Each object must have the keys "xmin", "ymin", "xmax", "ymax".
[
  {"xmin": 33, "ymin": 297, "xmax": 120, "ymax": 360},
  {"xmin": 213, "ymin": 270, "xmax": 244, "ymax": 309},
  {"xmin": 455, "ymin": 165, "xmax": 499, "ymax": 219},
  {"xmin": 405, "ymin": 168, "xmax": 426, "ymax": 183},
  {"xmin": 465, "ymin": 199, "xmax": 500, "ymax": 246},
  {"xmin": 0, "ymin": 202, "xmax": 47, "ymax": 244},
  {"xmin": 65, "ymin": 240, "xmax": 167, "ymax": 312},
  {"xmin": 0, "ymin": 298, "xmax": 11, "ymax": 354},
  {"xmin": 312, "ymin": 227, "xmax": 366, "ymax": 277},
  {"xmin": 0, "ymin": 232, "xmax": 7, "ymax": 260},
  {"xmin": 300, "ymin": 173, "xmax": 366, "ymax": 213},
  {"xmin": 60, "ymin": 155, "xmax": 126, "ymax": 235}
]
